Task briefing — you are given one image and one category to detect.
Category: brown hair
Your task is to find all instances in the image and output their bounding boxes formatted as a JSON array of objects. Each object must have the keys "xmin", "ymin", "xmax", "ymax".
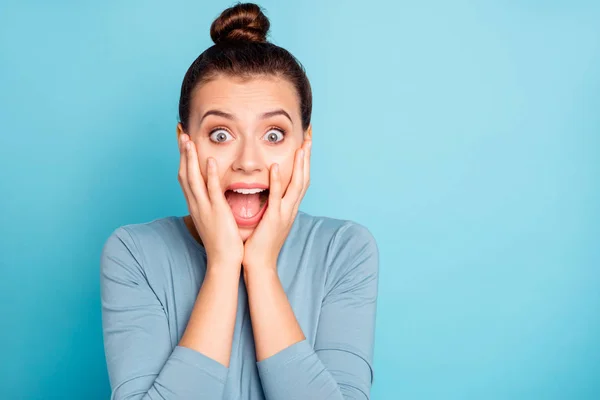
[{"xmin": 178, "ymin": 2, "xmax": 312, "ymax": 132}]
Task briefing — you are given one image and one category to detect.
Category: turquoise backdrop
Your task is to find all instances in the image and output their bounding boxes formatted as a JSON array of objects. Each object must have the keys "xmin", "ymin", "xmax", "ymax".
[{"xmin": 1, "ymin": 1, "xmax": 599, "ymax": 399}]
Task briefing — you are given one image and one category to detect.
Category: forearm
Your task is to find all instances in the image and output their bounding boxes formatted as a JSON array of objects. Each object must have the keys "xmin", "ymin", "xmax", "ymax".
[
  {"xmin": 243, "ymin": 267, "xmax": 305, "ymax": 361},
  {"xmin": 245, "ymin": 268, "xmax": 348, "ymax": 399},
  {"xmin": 179, "ymin": 264, "xmax": 241, "ymax": 367}
]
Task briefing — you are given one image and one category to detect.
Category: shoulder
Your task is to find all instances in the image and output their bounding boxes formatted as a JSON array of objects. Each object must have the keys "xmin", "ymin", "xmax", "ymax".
[
  {"xmin": 102, "ymin": 216, "xmax": 178, "ymax": 253},
  {"xmin": 100, "ymin": 216, "xmax": 183, "ymax": 277},
  {"xmin": 296, "ymin": 211, "xmax": 378, "ymax": 252},
  {"xmin": 295, "ymin": 211, "xmax": 379, "ymax": 279}
]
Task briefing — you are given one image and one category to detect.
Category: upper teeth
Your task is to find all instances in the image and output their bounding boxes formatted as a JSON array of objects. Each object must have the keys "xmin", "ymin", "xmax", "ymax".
[{"xmin": 232, "ymin": 188, "xmax": 266, "ymax": 194}]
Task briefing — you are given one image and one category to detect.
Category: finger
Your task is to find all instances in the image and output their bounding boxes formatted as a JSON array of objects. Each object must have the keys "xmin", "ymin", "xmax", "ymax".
[
  {"xmin": 301, "ymin": 138, "xmax": 312, "ymax": 198},
  {"xmin": 268, "ymin": 163, "xmax": 282, "ymax": 211},
  {"xmin": 282, "ymin": 147, "xmax": 305, "ymax": 211},
  {"xmin": 178, "ymin": 134, "xmax": 193, "ymax": 206},
  {"xmin": 206, "ymin": 157, "xmax": 225, "ymax": 205},
  {"xmin": 185, "ymin": 137, "xmax": 209, "ymax": 205}
]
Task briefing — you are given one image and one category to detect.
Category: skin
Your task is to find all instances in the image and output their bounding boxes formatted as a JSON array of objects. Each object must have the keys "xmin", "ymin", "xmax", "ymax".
[{"xmin": 175, "ymin": 74, "xmax": 312, "ymax": 366}]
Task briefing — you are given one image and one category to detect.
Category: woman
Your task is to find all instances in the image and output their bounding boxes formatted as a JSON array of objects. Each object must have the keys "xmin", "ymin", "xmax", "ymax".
[{"xmin": 100, "ymin": 3, "xmax": 379, "ymax": 399}]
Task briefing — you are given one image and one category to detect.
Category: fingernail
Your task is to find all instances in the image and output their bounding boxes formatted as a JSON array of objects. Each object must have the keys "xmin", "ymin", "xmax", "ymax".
[
  {"xmin": 273, "ymin": 163, "xmax": 279, "ymax": 173},
  {"xmin": 208, "ymin": 158, "xmax": 215, "ymax": 168},
  {"xmin": 299, "ymin": 150, "xmax": 305, "ymax": 158}
]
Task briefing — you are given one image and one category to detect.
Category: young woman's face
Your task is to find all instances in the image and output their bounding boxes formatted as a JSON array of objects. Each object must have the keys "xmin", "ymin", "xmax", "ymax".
[{"xmin": 177, "ymin": 75, "xmax": 309, "ymax": 242}]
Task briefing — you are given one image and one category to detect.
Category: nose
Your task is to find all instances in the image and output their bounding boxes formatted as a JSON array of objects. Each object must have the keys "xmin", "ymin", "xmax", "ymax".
[{"xmin": 231, "ymin": 139, "xmax": 263, "ymax": 174}]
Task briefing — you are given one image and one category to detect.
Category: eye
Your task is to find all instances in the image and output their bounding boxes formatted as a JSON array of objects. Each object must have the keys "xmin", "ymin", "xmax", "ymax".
[
  {"xmin": 262, "ymin": 127, "xmax": 286, "ymax": 144},
  {"xmin": 209, "ymin": 128, "xmax": 233, "ymax": 143}
]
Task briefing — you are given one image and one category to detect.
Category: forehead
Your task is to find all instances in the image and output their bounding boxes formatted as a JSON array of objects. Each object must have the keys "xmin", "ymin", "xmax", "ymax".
[{"xmin": 192, "ymin": 75, "xmax": 300, "ymax": 121}]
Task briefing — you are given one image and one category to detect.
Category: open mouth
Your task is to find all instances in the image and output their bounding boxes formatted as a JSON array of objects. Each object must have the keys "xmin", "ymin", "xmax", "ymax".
[{"xmin": 224, "ymin": 188, "xmax": 270, "ymax": 223}]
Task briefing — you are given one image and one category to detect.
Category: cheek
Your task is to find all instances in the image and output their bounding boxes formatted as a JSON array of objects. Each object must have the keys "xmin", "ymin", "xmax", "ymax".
[
  {"xmin": 279, "ymin": 165, "xmax": 294, "ymax": 189},
  {"xmin": 194, "ymin": 140, "xmax": 229, "ymax": 185},
  {"xmin": 194, "ymin": 153, "xmax": 208, "ymax": 181},
  {"xmin": 269, "ymin": 153, "xmax": 295, "ymax": 188}
]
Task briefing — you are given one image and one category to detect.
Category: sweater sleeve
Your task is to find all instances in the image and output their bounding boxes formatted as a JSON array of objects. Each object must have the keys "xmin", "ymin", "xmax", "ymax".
[
  {"xmin": 100, "ymin": 227, "xmax": 228, "ymax": 400},
  {"xmin": 256, "ymin": 223, "xmax": 380, "ymax": 400}
]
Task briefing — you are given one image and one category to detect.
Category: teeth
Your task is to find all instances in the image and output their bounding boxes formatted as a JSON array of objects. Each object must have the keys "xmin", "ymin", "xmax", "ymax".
[{"xmin": 232, "ymin": 188, "xmax": 266, "ymax": 194}]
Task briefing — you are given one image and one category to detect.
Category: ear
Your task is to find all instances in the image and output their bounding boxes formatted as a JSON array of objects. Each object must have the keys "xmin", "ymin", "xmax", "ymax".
[
  {"xmin": 176, "ymin": 122, "xmax": 184, "ymax": 140},
  {"xmin": 305, "ymin": 124, "xmax": 312, "ymax": 140}
]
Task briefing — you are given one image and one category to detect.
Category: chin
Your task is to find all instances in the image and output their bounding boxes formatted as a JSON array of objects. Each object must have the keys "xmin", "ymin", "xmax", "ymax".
[{"xmin": 239, "ymin": 226, "xmax": 254, "ymax": 243}]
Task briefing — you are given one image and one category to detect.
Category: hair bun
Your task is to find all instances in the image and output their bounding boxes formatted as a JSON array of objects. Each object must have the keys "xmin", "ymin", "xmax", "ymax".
[{"xmin": 210, "ymin": 3, "xmax": 270, "ymax": 44}]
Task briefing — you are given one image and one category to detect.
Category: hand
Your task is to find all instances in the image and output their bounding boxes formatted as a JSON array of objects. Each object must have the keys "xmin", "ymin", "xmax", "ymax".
[
  {"xmin": 242, "ymin": 136, "xmax": 312, "ymax": 272},
  {"xmin": 178, "ymin": 133, "xmax": 244, "ymax": 268}
]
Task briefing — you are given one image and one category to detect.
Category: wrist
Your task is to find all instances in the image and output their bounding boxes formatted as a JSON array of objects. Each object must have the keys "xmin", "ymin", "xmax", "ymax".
[
  {"xmin": 242, "ymin": 264, "xmax": 278, "ymax": 284},
  {"xmin": 206, "ymin": 260, "xmax": 242, "ymax": 276}
]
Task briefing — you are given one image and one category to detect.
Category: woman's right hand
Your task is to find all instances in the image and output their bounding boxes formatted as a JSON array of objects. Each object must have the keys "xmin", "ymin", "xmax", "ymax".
[{"xmin": 178, "ymin": 133, "xmax": 243, "ymax": 269}]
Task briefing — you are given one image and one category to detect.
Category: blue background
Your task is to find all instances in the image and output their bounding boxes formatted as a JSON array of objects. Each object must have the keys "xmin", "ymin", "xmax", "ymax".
[{"xmin": 1, "ymin": 1, "xmax": 599, "ymax": 399}]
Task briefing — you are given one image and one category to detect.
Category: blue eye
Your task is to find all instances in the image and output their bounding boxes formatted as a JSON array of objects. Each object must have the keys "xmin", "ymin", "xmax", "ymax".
[
  {"xmin": 263, "ymin": 128, "xmax": 285, "ymax": 143},
  {"xmin": 209, "ymin": 128, "xmax": 233, "ymax": 143}
]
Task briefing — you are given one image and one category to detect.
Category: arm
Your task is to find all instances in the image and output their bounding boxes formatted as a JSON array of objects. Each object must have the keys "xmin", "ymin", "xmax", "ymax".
[
  {"xmin": 101, "ymin": 227, "xmax": 239, "ymax": 399},
  {"xmin": 243, "ymin": 268, "xmax": 305, "ymax": 361},
  {"xmin": 245, "ymin": 223, "xmax": 380, "ymax": 400},
  {"xmin": 179, "ymin": 265, "xmax": 240, "ymax": 368}
]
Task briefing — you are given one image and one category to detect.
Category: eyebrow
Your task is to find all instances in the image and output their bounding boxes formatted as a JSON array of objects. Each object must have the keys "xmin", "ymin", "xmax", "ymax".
[{"xmin": 199, "ymin": 108, "xmax": 293, "ymax": 126}]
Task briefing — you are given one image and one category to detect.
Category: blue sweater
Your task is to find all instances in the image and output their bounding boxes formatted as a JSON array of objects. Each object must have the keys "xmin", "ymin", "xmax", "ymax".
[{"xmin": 100, "ymin": 211, "xmax": 379, "ymax": 399}]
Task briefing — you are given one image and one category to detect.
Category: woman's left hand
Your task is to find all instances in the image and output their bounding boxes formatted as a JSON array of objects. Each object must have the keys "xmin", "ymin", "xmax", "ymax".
[{"xmin": 243, "ymin": 135, "xmax": 312, "ymax": 272}]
